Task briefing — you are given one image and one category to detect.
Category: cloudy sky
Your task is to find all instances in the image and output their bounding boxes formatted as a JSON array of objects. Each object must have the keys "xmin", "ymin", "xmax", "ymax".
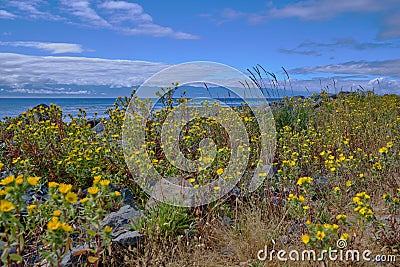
[{"xmin": 0, "ymin": 0, "xmax": 399, "ymax": 97}]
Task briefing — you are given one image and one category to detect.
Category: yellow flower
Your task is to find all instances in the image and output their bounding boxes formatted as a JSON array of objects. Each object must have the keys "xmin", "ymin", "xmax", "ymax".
[
  {"xmin": 379, "ymin": 147, "xmax": 388, "ymax": 154},
  {"xmin": 346, "ymin": 180, "xmax": 352, "ymax": 187},
  {"xmin": 49, "ymin": 182, "xmax": 59, "ymax": 188},
  {"xmin": 340, "ymin": 233, "xmax": 349, "ymax": 240},
  {"xmin": 27, "ymin": 177, "xmax": 40, "ymax": 186},
  {"xmin": 53, "ymin": 210, "xmax": 62, "ymax": 217},
  {"xmin": 336, "ymin": 214, "xmax": 347, "ymax": 220},
  {"xmin": 387, "ymin": 141, "xmax": 393, "ymax": 148},
  {"xmin": 302, "ymin": 234, "xmax": 310, "ymax": 244},
  {"xmin": 298, "ymin": 195, "xmax": 305, "ymax": 202},
  {"xmin": 47, "ymin": 217, "xmax": 60, "ymax": 231},
  {"xmin": 359, "ymin": 173, "xmax": 364, "ymax": 178},
  {"xmin": 330, "ymin": 167, "xmax": 336, "ymax": 172},
  {"xmin": 93, "ymin": 175, "xmax": 101, "ymax": 184},
  {"xmin": 194, "ymin": 184, "xmax": 200, "ymax": 188},
  {"xmin": 0, "ymin": 199, "xmax": 15, "ymax": 212},
  {"xmin": 61, "ymin": 223, "xmax": 73, "ymax": 232},
  {"xmin": 15, "ymin": 176, "xmax": 23, "ymax": 185},
  {"xmin": 88, "ymin": 186, "xmax": 99, "ymax": 195},
  {"xmin": 188, "ymin": 178, "xmax": 196, "ymax": 183},
  {"xmin": 80, "ymin": 197, "xmax": 89, "ymax": 203},
  {"xmin": 334, "ymin": 187, "xmax": 341, "ymax": 192},
  {"xmin": 216, "ymin": 168, "xmax": 224, "ymax": 175},
  {"xmin": 303, "ymin": 205, "xmax": 309, "ymax": 210},
  {"xmin": 65, "ymin": 192, "xmax": 78, "ymax": 203},
  {"xmin": 114, "ymin": 191, "xmax": 121, "ymax": 197},
  {"xmin": 0, "ymin": 190, "xmax": 7, "ymax": 196},
  {"xmin": 59, "ymin": 183, "xmax": 72, "ymax": 194},
  {"xmin": 316, "ymin": 231, "xmax": 325, "ymax": 241},
  {"xmin": 305, "ymin": 220, "xmax": 311, "ymax": 225},
  {"xmin": 213, "ymin": 186, "xmax": 220, "ymax": 191},
  {"xmin": 0, "ymin": 162, "xmax": 3, "ymax": 170},
  {"xmin": 382, "ymin": 194, "xmax": 389, "ymax": 199},
  {"xmin": 333, "ymin": 224, "xmax": 339, "ymax": 230},
  {"xmin": 0, "ymin": 175, "xmax": 15, "ymax": 186},
  {"xmin": 104, "ymin": 225, "xmax": 113, "ymax": 233},
  {"xmin": 100, "ymin": 180, "xmax": 110, "ymax": 186},
  {"xmin": 27, "ymin": 204, "xmax": 37, "ymax": 212}
]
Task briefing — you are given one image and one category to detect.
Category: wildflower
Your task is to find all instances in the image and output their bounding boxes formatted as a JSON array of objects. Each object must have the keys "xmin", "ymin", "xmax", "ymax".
[
  {"xmin": 0, "ymin": 199, "xmax": 15, "ymax": 212},
  {"xmin": 53, "ymin": 210, "xmax": 62, "ymax": 217},
  {"xmin": 379, "ymin": 147, "xmax": 388, "ymax": 154},
  {"xmin": 0, "ymin": 175, "xmax": 14, "ymax": 185},
  {"xmin": 305, "ymin": 220, "xmax": 311, "ymax": 225},
  {"xmin": 298, "ymin": 195, "xmax": 305, "ymax": 202},
  {"xmin": 316, "ymin": 231, "xmax": 325, "ymax": 241},
  {"xmin": 303, "ymin": 205, "xmax": 309, "ymax": 210},
  {"xmin": 214, "ymin": 186, "xmax": 220, "ymax": 191},
  {"xmin": 16, "ymin": 175, "xmax": 23, "ymax": 185},
  {"xmin": 330, "ymin": 167, "xmax": 336, "ymax": 172},
  {"xmin": 100, "ymin": 180, "xmax": 110, "ymax": 186},
  {"xmin": 346, "ymin": 180, "xmax": 352, "ymax": 187},
  {"xmin": 340, "ymin": 233, "xmax": 350, "ymax": 240},
  {"xmin": 61, "ymin": 223, "xmax": 73, "ymax": 232},
  {"xmin": 297, "ymin": 177, "xmax": 313, "ymax": 186},
  {"xmin": 194, "ymin": 184, "xmax": 200, "ymax": 188},
  {"xmin": 27, "ymin": 177, "xmax": 40, "ymax": 186},
  {"xmin": 302, "ymin": 234, "xmax": 310, "ymax": 244},
  {"xmin": 80, "ymin": 197, "xmax": 89, "ymax": 203},
  {"xmin": 114, "ymin": 191, "xmax": 121, "ymax": 197},
  {"xmin": 65, "ymin": 192, "xmax": 78, "ymax": 203},
  {"xmin": 0, "ymin": 162, "xmax": 3, "ymax": 170},
  {"xmin": 0, "ymin": 190, "xmax": 6, "ymax": 196},
  {"xmin": 47, "ymin": 217, "xmax": 60, "ymax": 231},
  {"xmin": 59, "ymin": 183, "xmax": 72, "ymax": 194},
  {"xmin": 27, "ymin": 204, "xmax": 37, "ymax": 212},
  {"xmin": 49, "ymin": 182, "xmax": 59, "ymax": 188},
  {"xmin": 104, "ymin": 226, "xmax": 113, "ymax": 234},
  {"xmin": 387, "ymin": 141, "xmax": 393, "ymax": 148},
  {"xmin": 216, "ymin": 168, "xmax": 224, "ymax": 175},
  {"xmin": 333, "ymin": 224, "xmax": 339, "ymax": 230},
  {"xmin": 336, "ymin": 214, "xmax": 347, "ymax": 220},
  {"xmin": 88, "ymin": 186, "xmax": 99, "ymax": 195},
  {"xmin": 334, "ymin": 187, "xmax": 341, "ymax": 192},
  {"xmin": 93, "ymin": 175, "xmax": 101, "ymax": 184},
  {"xmin": 382, "ymin": 194, "xmax": 389, "ymax": 200}
]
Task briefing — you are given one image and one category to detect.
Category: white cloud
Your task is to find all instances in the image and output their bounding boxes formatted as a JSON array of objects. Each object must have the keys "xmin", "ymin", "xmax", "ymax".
[
  {"xmin": 1, "ymin": 0, "xmax": 197, "ymax": 39},
  {"xmin": 268, "ymin": 0, "xmax": 387, "ymax": 20},
  {"xmin": 0, "ymin": 53, "xmax": 170, "ymax": 87},
  {"xmin": 291, "ymin": 59, "xmax": 400, "ymax": 78},
  {"xmin": 61, "ymin": 0, "xmax": 112, "ymax": 28},
  {"xmin": 0, "ymin": 41, "xmax": 85, "ymax": 54},
  {"xmin": 0, "ymin": 10, "xmax": 16, "ymax": 19}
]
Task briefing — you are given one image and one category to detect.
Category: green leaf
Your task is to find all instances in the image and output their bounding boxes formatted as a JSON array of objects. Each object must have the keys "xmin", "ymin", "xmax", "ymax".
[
  {"xmin": 87, "ymin": 229, "xmax": 97, "ymax": 236},
  {"xmin": 88, "ymin": 256, "xmax": 99, "ymax": 263},
  {"xmin": 9, "ymin": 253, "xmax": 23, "ymax": 262}
]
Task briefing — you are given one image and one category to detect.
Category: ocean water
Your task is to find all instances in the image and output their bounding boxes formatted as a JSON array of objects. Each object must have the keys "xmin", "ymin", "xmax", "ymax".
[
  {"xmin": 0, "ymin": 97, "xmax": 281, "ymax": 120},
  {"xmin": 0, "ymin": 98, "xmax": 117, "ymax": 120}
]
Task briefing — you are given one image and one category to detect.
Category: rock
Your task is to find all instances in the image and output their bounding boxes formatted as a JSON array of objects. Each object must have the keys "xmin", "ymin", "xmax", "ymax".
[
  {"xmin": 112, "ymin": 231, "xmax": 141, "ymax": 246},
  {"xmin": 0, "ymin": 241, "xmax": 16, "ymax": 256},
  {"xmin": 92, "ymin": 121, "xmax": 104, "ymax": 136},
  {"xmin": 61, "ymin": 244, "xmax": 90, "ymax": 267},
  {"xmin": 101, "ymin": 205, "xmax": 143, "ymax": 247},
  {"xmin": 87, "ymin": 118, "xmax": 101, "ymax": 128},
  {"xmin": 102, "ymin": 205, "xmax": 142, "ymax": 229}
]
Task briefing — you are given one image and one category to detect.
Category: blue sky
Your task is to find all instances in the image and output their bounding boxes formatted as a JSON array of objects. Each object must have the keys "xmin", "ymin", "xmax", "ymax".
[{"xmin": 0, "ymin": 0, "xmax": 399, "ymax": 97}]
